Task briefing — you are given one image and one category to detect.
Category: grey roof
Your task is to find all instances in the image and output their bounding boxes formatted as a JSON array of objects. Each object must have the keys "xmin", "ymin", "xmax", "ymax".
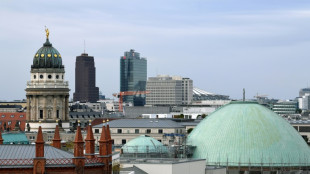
[
  {"xmin": 69, "ymin": 112, "xmax": 103, "ymax": 119},
  {"xmin": 121, "ymin": 165, "xmax": 148, "ymax": 174},
  {"xmin": 93, "ymin": 119, "xmax": 184, "ymax": 128},
  {"xmin": 0, "ymin": 145, "xmax": 74, "ymax": 159}
]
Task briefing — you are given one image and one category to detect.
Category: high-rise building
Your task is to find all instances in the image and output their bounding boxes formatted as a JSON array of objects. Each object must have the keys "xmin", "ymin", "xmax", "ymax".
[
  {"xmin": 25, "ymin": 29, "xmax": 70, "ymax": 122},
  {"xmin": 73, "ymin": 53, "xmax": 99, "ymax": 102},
  {"xmin": 120, "ymin": 49, "xmax": 147, "ymax": 106},
  {"xmin": 146, "ymin": 75, "xmax": 193, "ymax": 106}
]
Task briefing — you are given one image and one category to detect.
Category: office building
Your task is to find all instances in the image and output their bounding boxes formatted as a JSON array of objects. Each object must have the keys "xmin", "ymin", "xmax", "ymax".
[
  {"xmin": 73, "ymin": 53, "xmax": 99, "ymax": 102},
  {"xmin": 146, "ymin": 75, "xmax": 193, "ymax": 106},
  {"xmin": 120, "ymin": 49, "xmax": 147, "ymax": 106}
]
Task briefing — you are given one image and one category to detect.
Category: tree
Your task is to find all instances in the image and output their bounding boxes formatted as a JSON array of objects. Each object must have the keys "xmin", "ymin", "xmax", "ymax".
[
  {"xmin": 187, "ymin": 128, "xmax": 193, "ymax": 134},
  {"xmin": 202, "ymin": 114, "xmax": 207, "ymax": 118}
]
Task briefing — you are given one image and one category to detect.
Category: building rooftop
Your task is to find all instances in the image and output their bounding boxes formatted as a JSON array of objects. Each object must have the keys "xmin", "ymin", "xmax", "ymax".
[
  {"xmin": 0, "ymin": 145, "xmax": 74, "ymax": 159},
  {"xmin": 93, "ymin": 119, "xmax": 184, "ymax": 128},
  {"xmin": 2, "ymin": 133, "xmax": 29, "ymax": 145}
]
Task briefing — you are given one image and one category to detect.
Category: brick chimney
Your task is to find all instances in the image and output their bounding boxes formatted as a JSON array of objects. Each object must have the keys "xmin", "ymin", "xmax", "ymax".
[
  {"xmin": 52, "ymin": 125, "xmax": 61, "ymax": 149},
  {"xmin": 106, "ymin": 122, "xmax": 113, "ymax": 171},
  {"xmin": 73, "ymin": 122, "xmax": 85, "ymax": 174},
  {"xmin": 35, "ymin": 126, "xmax": 44, "ymax": 157},
  {"xmin": 98, "ymin": 121, "xmax": 109, "ymax": 172},
  {"xmin": 85, "ymin": 120, "xmax": 95, "ymax": 159},
  {"xmin": 33, "ymin": 126, "xmax": 46, "ymax": 174},
  {"xmin": 0, "ymin": 129, "xmax": 3, "ymax": 145}
]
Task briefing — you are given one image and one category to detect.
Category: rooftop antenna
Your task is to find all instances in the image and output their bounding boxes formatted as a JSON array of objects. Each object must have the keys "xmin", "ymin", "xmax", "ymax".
[
  {"xmin": 243, "ymin": 88, "xmax": 245, "ymax": 101},
  {"xmin": 83, "ymin": 40, "xmax": 86, "ymax": 53}
]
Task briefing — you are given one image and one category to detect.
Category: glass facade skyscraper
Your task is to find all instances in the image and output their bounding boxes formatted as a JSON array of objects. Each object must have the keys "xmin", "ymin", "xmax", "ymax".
[{"xmin": 120, "ymin": 49, "xmax": 147, "ymax": 106}]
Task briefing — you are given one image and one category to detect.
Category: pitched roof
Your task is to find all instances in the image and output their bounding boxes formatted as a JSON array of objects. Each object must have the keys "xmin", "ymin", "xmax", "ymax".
[
  {"xmin": 2, "ymin": 133, "xmax": 29, "ymax": 144},
  {"xmin": 93, "ymin": 119, "xmax": 184, "ymax": 128},
  {"xmin": 0, "ymin": 145, "xmax": 74, "ymax": 159}
]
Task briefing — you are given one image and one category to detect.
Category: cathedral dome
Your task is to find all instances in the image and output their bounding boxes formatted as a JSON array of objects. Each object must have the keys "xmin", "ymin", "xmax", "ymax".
[
  {"xmin": 187, "ymin": 101, "xmax": 310, "ymax": 167},
  {"xmin": 32, "ymin": 39, "xmax": 63, "ymax": 68}
]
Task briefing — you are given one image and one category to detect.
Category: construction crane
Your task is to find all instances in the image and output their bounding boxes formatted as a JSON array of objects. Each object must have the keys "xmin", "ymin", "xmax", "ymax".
[{"xmin": 112, "ymin": 91, "xmax": 150, "ymax": 112}]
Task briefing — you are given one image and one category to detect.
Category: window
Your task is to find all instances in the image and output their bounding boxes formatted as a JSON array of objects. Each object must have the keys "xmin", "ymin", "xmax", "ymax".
[
  {"xmin": 95, "ymin": 129, "xmax": 99, "ymax": 133},
  {"xmin": 34, "ymin": 75, "xmax": 36, "ymax": 79},
  {"xmin": 122, "ymin": 139, "xmax": 126, "ymax": 144},
  {"xmin": 40, "ymin": 75, "xmax": 43, "ymax": 79},
  {"xmin": 158, "ymin": 129, "xmax": 163, "ymax": 134},
  {"xmin": 146, "ymin": 129, "xmax": 151, "ymax": 134},
  {"xmin": 48, "ymin": 75, "xmax": 52, "ymax": 79},
  {"xmin": 10, "ymin": 115, "xmax": 14, "ymax": 118},
  {"xmin": 40, "ymin": 110, "xmax": 43, "ymax": 119},
  {"xmin": 56, "ymin": 75, "xmax": 59, "ymax": 79},
  {"xmin": 57, "ymin": 110, "xmax": 59, "ymax": 118},
  {"xmin": 8, "ymin": 121, "xmax": 11, "ymax": 125},
  {"xmin": 1, "ymin": 115, "xmax": 5, "ymax": 118},
  {"xmin": 20, "ymin": 115, "xmax": 24, "ymax": 118},
  {"xmin": 48, "ymin": 136, "xmax": 53, "ymax": 141},
  {"xmin": 135, "ymin": 129, "xmax": 139, "ymax": 134},
  {"xmin": 111, "ymin": 140, "xmax": 114, "ymax": 145},
  {"xmin": 117, "ymin": 129, "xmax": 122, "ymax": 133}
]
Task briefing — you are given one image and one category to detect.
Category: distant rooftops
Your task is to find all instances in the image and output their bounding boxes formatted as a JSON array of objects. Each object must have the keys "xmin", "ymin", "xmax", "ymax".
[
  {"xmin": 93, "ymin": 119, "xmax": 184, "ymax": 128},
  {"xmin": 193, "ymin": 87, "xmax": 229, "ymax": 101}
]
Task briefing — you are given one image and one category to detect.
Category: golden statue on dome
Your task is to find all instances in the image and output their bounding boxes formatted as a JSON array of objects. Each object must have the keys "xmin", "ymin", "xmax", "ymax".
[{"xmin": 45, "ymin": 26, "xmax": 49, "ymax": 39}]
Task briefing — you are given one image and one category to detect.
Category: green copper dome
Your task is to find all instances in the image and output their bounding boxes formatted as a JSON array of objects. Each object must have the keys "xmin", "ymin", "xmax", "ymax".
[
  {"xmin": 32, "ymin": 39, "xmax": 63, "ymax": 68},
  {"xmin": 187, "ymin": 101, "xmax": 310, "ymax": 167},
  {"xmin": 122, "ymin": 135, "xmax": 168, "ymax": 153}
]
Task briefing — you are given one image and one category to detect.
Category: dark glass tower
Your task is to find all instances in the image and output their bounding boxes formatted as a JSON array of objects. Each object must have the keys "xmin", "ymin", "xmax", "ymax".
[
  {"xmin": 73, "ymin": 53, "xmax": 99, "ymax": 102},
  {"xmin": 120, "ymin": 49, "xmax": 147, "ymax": 106}
]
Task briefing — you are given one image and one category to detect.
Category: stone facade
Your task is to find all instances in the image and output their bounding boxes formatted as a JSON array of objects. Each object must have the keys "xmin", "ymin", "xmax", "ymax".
[{"xmin": 25, "ymin": 37, "xmax": 70, "ymax": 122}]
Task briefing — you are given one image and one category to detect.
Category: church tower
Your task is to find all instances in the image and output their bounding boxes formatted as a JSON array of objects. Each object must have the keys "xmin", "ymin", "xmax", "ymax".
[{"xmin": 25, "ymin": 28, "xmax": 70, "ymax": 129}]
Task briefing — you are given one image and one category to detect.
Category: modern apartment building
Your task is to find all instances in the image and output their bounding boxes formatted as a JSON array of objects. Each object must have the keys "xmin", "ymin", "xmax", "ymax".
[
  {"xmin": 120, "ymin": 49, "xmax": 147, "ymax": 106},
  {"xmin": 146, "ymin": 75, "xmax": 193, "ymax": 106}
]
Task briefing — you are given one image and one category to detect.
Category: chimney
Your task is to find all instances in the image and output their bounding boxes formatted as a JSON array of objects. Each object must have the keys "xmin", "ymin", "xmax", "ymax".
[
  {"xmin": 0, "ymin": 130, "xmax": 3, "ymax": 145},
  {"xmin": 85, "ymin": 120, "xmax": 95, "ymax": 159},
  {"xmin": 52, "ymin": 125, "xmax": 61, "ymax": 149},
  {"xmin": 73, "ymin": 121, "xmax": 85, "ymax": 174},
  {"xmin": 106, "ymin": 121, "xmax": 113, "ymax": 172},
  {"xmin": 33, "ymin": 126, "xmax": 46, "ymax": 174},
  {"xmin": 98, "ymin": 121, "xmax": 109, "ymax": 172},
  {"xmin": 36, "ymin": 126, "xmax": 44, "ymax": 157}
]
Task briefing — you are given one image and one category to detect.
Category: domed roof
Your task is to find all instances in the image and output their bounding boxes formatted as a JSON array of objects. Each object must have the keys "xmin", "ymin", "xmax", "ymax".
[
  {"xmin": 122, "ymin": 135, "xmax": 168, "ymax": 153},
  {"xmin": 32, "ymin": 39, "xmax": 63, "ymax": 68},
  {"xmin": 187, "ymin": 101, "xmax": 310, "ymax": 166}
]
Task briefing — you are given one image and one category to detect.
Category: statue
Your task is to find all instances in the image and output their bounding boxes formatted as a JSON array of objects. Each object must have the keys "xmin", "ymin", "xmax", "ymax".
[
  {"xmin": 27, "ymin": 123, "xmax": 30, "ymax": 132},
  {"xmin": 58, "ymin": 119, "xmax": 62, "ymax": 128},
  {"xmin": 45, "ymin": 26, "xmax": 49, "ymax": 39}
]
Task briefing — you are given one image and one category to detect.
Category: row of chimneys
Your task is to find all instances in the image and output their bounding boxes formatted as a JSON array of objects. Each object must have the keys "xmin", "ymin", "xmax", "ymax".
[{"xmin": 0, "ymin": 121, "xmax": 113, "ymax": 173}]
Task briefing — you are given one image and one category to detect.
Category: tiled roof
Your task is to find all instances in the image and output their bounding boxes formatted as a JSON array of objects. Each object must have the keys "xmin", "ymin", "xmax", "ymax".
[
  {"xmin": 0, "ymin": 145, "xmax": 74, "ymax": 159},
  {"xmin": 93, "ymin": 119, "xmax": 184, "ymax": 128}
]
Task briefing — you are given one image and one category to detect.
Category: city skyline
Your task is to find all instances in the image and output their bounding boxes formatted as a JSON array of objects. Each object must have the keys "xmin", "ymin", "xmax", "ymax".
[{"xmin": 1, "ymin": 1, "xmax": 310, "ymax": 101}]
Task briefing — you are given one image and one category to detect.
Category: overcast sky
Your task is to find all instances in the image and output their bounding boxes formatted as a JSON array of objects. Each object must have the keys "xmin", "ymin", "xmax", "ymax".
[{"xmin": 1, "ymin": 0, "xmax": 310, "ymax": 101}]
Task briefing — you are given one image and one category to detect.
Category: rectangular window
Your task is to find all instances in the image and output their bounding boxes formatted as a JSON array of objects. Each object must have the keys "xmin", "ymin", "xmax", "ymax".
[
  {"xmin": 158, "ymin": 129, "xmax": 163, "ymax": 134},
  {"xmin": 135, "ymin": 129, "xmax": 139, "ymax": 134},
  {"xmin": 146, "ymin": 129, "xmax": 151, "ymax": 134},
  {"xmin": 117, "ymin": 129, "xmax": 122, "ymax": 134},
  {"xmin": 57, "ymin": 110, "xmax": 59, "ymax": 118},
  {"xmin": 112, "ymin": 140, "xmax": 114, "ymax": 145},
  {"xmin": 122, "ymin": 139, "xmax": 126, "ymax": 144},
  {"xmin": 95, "ymin": 129, "xmax": 99, "ymax": 133},
  {"xmin": 40, "ymin": 110, "xmax": 43, "ymax": 119},
  {"xmin": 299, "ymin": 126, "xmax": 310, "ymax": 132}
]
